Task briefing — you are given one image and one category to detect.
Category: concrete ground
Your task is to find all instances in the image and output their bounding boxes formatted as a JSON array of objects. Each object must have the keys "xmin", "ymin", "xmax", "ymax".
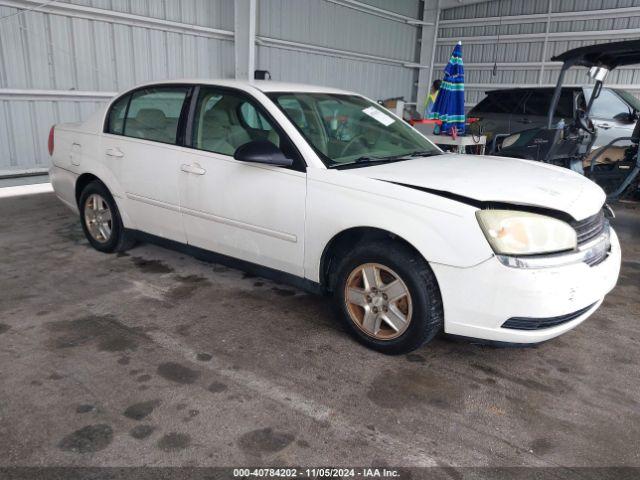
[{"xmin": 0, "ymin": 191, "xmax": 639, "ymax": 470}]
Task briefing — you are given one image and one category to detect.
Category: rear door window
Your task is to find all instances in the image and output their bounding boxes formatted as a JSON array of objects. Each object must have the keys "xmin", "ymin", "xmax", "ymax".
[
  {"xmin": 123, "ymin": 87, "xmax": 189, "ymax": 144},
  {"xmin": 522, "ymin": 90, "xmax": 573, "ymax": 118},
  {"xmin": 472, "ymin": 90, "xmax": 524, "ymax": 114},
  {"xmin": 522, "ymin": 91, "xmax": 552, "ymax": 116}
]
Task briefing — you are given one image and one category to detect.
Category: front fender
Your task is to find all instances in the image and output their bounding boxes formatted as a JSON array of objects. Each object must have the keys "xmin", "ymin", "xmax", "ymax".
[{"xmin": 304, "ymin": 170, "xmax": 493, "ymax": 282}]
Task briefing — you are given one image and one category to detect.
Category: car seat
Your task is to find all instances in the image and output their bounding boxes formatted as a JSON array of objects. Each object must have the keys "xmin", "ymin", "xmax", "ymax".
[
  {"xmin": 200, "ymin": 107, "xmax": 254, "ymax": 155},
  {"xmin": 199, "ymin": 109, "xmax": 236, "ymax": 155},
  {"xmin": 130, "ymin": 108, "xmax": 173, "ymax": 143}
]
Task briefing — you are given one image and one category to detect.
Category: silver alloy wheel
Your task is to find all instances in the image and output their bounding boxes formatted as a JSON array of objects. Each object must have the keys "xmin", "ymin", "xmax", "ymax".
[
  {"xmin": 84, "ymin": 193, "xmax": 113, "ymax": 243},
  {"xmin": 344, "ymin": 262, "xmax": 413, "ymax": 340}
]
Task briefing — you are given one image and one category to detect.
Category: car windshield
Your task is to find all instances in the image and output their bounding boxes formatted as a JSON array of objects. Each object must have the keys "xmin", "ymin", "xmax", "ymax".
[{"xmin": 267, "ymin": 92, "xmax": 441, "ymax": 168}]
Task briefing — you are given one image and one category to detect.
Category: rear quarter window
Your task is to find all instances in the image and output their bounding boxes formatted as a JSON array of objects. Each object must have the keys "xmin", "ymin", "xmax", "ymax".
[
  {"xmin": 106, "ymin": 94, "xmax": 130, "ymax": 135},
  {"xmin": 471, "ymin": 90, "xmax": 524, "ymax": 114}
]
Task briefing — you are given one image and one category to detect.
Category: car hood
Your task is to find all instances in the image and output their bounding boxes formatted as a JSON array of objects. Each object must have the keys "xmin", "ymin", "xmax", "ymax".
[{"xmin": 343, "ymin": 153, "xmax": 605, "ymax": 220}]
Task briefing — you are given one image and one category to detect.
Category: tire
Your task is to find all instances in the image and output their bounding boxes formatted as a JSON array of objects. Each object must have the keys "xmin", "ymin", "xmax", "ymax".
[
  {"xmin": 78, "ymin": 180, "xmax": 134, "ymax": 253},
  {"xmin": 332, "ymin": 241, "xmax": 443, "ymax": 355}
]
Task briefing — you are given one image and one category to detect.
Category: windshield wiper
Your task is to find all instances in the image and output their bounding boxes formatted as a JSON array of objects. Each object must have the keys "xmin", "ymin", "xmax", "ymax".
[
  {"xmin": 356, "ymin": 152, "xmax": 440, "ymax": 162},
  {"xmin": 330, "ymin": 156, "xmax": 401, "ymax": 169},
  {"xmin": 354, "ymin": 155, "xmax": 385, "ymax": 163},
  {"xmin": 330, "ymin": 151, "xmax": 440, "ymax": 169},
  {"xmin": 405, "ymin": 150, "xmax": 440, "ymax": 157}
]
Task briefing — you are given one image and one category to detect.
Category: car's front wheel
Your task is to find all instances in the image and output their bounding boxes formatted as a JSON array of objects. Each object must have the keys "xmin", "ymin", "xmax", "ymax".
[
  {"xmin": 333, "ymin": 241, "xmax": 443, "ymax": 354},
  {"xmin": 79, "ymin": 181, "xmax": 134, "ymax": 253}
]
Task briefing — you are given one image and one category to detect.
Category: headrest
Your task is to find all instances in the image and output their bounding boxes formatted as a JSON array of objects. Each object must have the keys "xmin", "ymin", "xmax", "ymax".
[
  {"xmin": 135, "ymin": 108, "xmax": 167, "ymax": 126},
  {"xmin": 201, "ymin": 108, "xmax": 232, "ymax": 140},
  {"xmin": 204, "ymin": 108, "xmax": 230, "ymax": 124}
]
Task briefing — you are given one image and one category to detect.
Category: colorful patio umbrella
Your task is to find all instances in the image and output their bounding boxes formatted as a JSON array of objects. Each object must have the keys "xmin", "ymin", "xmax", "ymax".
[{"xmin": 428, "ymin": 41, "xmax": 465, "ymax": 135}]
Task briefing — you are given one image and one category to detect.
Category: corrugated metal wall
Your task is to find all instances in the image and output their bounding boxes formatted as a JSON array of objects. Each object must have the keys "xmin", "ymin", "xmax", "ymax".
[
  {"xmin": 8, "ymin": 0, "xmax": 640, "ymax": 175},
  {"xmin": 256, "ymin": 0, "xmax": 420, "ymax": 101},
  {"xmin": 0, "ymin": 0, "xmax": 424, "ymax": 176},
  {"xmin": 437, "ymin": 0, "xmax": 640, "ymax": 107},
  {"xmin": 256, "ymin": 46, "xmax": 417, "ymax": 100},
  {"xmin": 0, "ymin": 0, "xmax": 234, "ymax": 175}
]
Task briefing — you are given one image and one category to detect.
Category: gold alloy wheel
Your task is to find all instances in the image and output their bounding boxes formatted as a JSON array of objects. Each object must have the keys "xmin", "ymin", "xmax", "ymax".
[
  {"xmin": 344, "ymin": 263, "xmax": 413, "ymax": 340},
  {"xmin": 84, "ymin": 193, "xmax": 113, "ymax": 243}
]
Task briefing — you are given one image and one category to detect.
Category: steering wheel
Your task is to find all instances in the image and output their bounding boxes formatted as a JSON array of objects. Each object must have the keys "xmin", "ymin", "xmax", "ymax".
[
  {"xmin": 340, "ymin": 134, "xmax": 368, "ymax": 157},
  {"xmin": 576, "ymin": 109, "xmax": 595, "ymax": 134}
]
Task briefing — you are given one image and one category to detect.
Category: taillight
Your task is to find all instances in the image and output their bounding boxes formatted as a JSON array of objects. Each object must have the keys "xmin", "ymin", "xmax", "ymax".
[{"xmin": 48, "ymin": 125, "xmax": 55, "ymax": 156}]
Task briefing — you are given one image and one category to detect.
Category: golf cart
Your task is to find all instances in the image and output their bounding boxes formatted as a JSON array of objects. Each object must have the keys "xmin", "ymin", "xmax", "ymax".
[{"xmin": 494, "ymin": 39, "xmax": 640, "ymax": 200}]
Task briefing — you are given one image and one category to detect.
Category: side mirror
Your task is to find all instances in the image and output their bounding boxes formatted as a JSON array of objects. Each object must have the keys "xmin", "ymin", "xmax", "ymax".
[
  {"xmin": 234, "ymin": 140, "xmax": 293, "ymax": 167},
  {"xmin": 614, "ymin": 111, "xmax": 638, "ymax": 124}
]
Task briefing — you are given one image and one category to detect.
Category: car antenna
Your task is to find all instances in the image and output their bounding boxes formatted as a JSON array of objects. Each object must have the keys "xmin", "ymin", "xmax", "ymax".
[{"xmin": 492, "ymin": 11, "xmax": 503, "ymax": 76}]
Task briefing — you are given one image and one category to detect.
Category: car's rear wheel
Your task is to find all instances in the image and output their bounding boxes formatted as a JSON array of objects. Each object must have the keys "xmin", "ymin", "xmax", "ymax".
[
  {"xmin": 79, "ymin": 181, "xmax": 134, "ymax": 253},
  {"xmin": 333, "ymin": 241, "xmax": 443, "ymax": 354}
]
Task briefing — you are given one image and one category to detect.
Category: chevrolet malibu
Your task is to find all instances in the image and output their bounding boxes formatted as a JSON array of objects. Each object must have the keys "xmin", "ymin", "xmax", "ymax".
[{"xmin": 49, "ymin": 80, "xmax": 621, "ymax": 354}]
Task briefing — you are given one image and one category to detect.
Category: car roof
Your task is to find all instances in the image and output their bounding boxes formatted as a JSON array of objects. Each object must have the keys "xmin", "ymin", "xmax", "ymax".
[
  {"xmin": 254, "ymin": 80, "xmax": 357, "ymax": 95},
  {"xmin": 551, "ymin": 39, "xmax": 640, "ymax": 69},
  {"xmin": 122, "ymin": 79, "xmax": 357, "ymax": 96},
  {"xmin": 484, "ymin": 87, "xmax": 583, "ymax": 95}
]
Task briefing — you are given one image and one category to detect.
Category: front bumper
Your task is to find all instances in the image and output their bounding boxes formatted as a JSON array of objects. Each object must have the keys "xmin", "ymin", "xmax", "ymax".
[{"xmin": 431, "ymin": 227, "xmax": 621, "ymax": 343}]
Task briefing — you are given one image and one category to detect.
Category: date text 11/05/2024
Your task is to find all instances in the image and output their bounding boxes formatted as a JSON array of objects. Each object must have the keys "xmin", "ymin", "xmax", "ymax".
[{"xmin": 233, "ymin": 467, "xmax": 400, "ymax": 477}]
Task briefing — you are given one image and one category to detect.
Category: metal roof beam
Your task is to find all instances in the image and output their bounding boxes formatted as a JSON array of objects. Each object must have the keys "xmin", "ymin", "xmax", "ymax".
[
  {"xmin": 437, "ymin": 27, "xmax": 640, "ymax": 43},
  {"xmin": 435, "ymin": 61, "xmax": 640, "ymax": 70},
  {"xmin": 464, "ymin": 83, "xmax": 640, "ymax": 90},
  {"xmin": 439, "ymin": 6, "xmax": 640, "ymax": 27},
  {"xmin": 256, "ymin": 36, "xmax": 424, "ymax": 69},
  {"xmin": 0, "ymin": 88, "xmax": 116, "ymax": 101},
  {"xmin": 322, "ymin": 0, "xmax": 432, "ymax": 26}
]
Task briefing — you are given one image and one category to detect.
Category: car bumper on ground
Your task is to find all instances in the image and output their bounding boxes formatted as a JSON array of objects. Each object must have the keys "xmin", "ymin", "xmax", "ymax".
[{"xmin": 431, "ymin": 227, "xmax": 622, "ymax": 344}]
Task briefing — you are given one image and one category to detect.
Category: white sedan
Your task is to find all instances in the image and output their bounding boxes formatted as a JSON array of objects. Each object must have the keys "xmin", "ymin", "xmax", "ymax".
[{"xmin": 49, "ymin": 80, "xmax": 621, "ymax": 354}]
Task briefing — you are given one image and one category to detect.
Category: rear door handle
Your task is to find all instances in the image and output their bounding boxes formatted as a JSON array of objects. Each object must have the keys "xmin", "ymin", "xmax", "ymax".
[
  {"xmin": 105, "ymin": 147, "xmax": 124, "ymax": 158},
  {"xmin": 595, "ymin": 123, "xmax": 612, "ymax": 129},
  {"xmin": 180, "ymin": 163, "xmax": 206, "ymax": 175}
]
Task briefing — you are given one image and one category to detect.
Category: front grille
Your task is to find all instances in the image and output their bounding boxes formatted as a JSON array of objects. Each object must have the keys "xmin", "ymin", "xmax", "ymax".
[
  {"xmin": 501, "ymin": 303, "xmax": 596, "ymax": 331},
  {"xmin": 572, "ymin": 209, "xmax": 605, "ymax": 246}
]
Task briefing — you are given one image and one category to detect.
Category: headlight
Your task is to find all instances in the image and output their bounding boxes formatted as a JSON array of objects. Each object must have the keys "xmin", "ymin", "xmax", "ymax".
[
  {"xmin": 476, "ymin": 210, "xmax": 577, "ymax": 256},
  {"xmin": 501, "ymin": 133, "xmax": 520, "ymax": 149}
]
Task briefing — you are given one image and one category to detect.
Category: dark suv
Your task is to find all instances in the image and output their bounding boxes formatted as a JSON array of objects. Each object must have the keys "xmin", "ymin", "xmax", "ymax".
[{"xmin": 469, "ymin": 87, "xmax": 640, "ymax": 148}]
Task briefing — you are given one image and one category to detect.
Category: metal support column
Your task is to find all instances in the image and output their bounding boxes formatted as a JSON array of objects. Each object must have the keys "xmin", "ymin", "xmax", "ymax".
[
  {"xmin": 416, "ymin": 0, "xmax": 440, "ymax": 115},
  {"xmin": 234, "ymin": 0, "xmax": 256, "ymax": 80}
]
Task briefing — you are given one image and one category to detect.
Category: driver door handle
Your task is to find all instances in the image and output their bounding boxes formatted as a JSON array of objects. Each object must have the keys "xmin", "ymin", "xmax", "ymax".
[
  {"xmin": 595, "ymin": 122, "xmax": 612, "ymax": 129},
  {"xmin": 180, "ymin": 163, "xmax": 206, "ymax": 175},
  {"xmin": 105, "ymin": 147, "xmax": 124, "ymax": 158}
]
